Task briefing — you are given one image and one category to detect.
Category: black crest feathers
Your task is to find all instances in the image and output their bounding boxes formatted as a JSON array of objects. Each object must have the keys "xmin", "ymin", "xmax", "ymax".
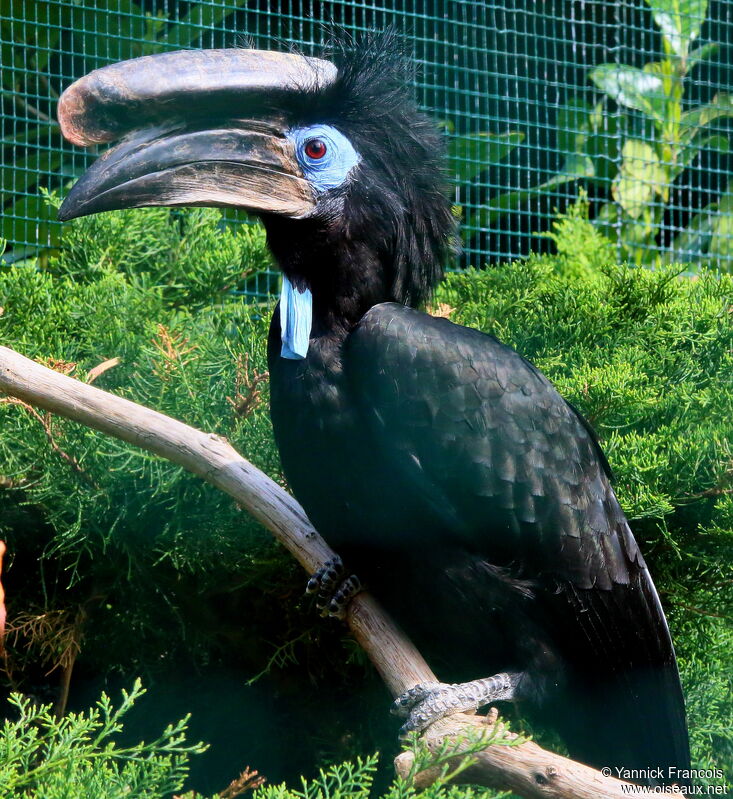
[{"xmin": 300, "ymin": 29, "xmax": 458, "ymax": 307}]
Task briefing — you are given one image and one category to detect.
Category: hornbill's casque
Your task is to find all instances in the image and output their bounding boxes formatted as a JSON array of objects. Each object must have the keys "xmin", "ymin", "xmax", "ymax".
[{"xmin": 56, "ymin": 33, "xmax": 691, "ymax": 786}]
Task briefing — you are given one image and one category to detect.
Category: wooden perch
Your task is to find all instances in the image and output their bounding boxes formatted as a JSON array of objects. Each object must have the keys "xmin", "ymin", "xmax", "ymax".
[{"xmin": 0, "ymin": 346, "xmax": 656, "ymax": 799}]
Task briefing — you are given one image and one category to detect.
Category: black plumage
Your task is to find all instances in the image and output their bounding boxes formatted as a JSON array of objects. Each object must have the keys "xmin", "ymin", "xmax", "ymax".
[
  {"xmin": 56, "ymin": 30, "xmax": 691, "ymax": 786},
  {"xmin": 265, "ymin": 35, "xmax": 690, "ymax": 784}
]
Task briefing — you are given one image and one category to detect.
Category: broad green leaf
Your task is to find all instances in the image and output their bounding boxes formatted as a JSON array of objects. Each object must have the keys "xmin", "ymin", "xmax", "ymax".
[
  {"xmin": 642, "ymin": 60, "xmax": 683, "ymax": 123},
  {"xmin": 592, "ymin": 201, "xmax": 621, "ymax": 242},
  {"xmin": 612, "ymin": 139, "xmax": 668, "ymax": 218},
  {"xmin": 0, "ymin": 147, "xmax": 61, "ymax": 200},
  {"xmin": 551, "ymin": 153, "xmax": 595, "ymax": 184},
  {"xmin": 0, "ymin": 1, "xmax": 67, "ymax": 72},
  {"xmin": 585, "ymin": 107, "xmax": 622, "ymax": 189},
  {"xmin": 447, "ymin": 131, "xmax": 523, "ymax": 182},
  {"xmin": 466, "ymin": 172, "xmax": 578, "ymax": 229},
  {"xmin": 688, "ymin": 42, "xmax": 718, "ymax": 70},
  {"xmin": 66, "ymin": 0, "xmax": 164, "ymax": 66},
  {"xmin": 622, "ymin": 224, "xmax": 659, "ymax": 266},
  {"xmin": 699, "ymin": 134, "xmax": 731, "ymax": 153},
  {"xmin": 645, "ymin": 0, "xmax": 707, "ymax": 58},
  {"xmin": 590, "ymin": 64, "xmax": 666, "ymax": 121},
  {"xmin": 25, "ymin": 1, "xmax": 70, "ymax": 70},
  {"xmin": 678, "ymin": 134, "xmax": 729, "ymax": 174},
  {"xmin": 1, "ymin": 193, "xmax": 59, "ymax": 250},
  {"xmin": 1, "ymin": 122, "xmax": 61, "ymax": 149},
  {"xmin": 680, "ymin": 94, "xmax": 733, "ymax": 141}
]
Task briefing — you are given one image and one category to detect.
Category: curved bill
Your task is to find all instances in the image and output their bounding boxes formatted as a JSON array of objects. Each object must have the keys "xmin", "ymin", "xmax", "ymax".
[
  {"xmin": 57, "ymin": 48, "xmax": 337, "ymax": 221},
  {"xmin": 57, "ymin": 122, "xmax": 316, "ymax": 221}
]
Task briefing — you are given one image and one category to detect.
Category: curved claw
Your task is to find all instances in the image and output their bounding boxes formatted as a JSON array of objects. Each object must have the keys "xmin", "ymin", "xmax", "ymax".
[
  {"xmin": 390, "ymin": 682, "xmax": 442, "ymax": 718},
  {"xmin": 327, "ymin": 574, "xmax": 362, "ymax": 618},
  {"xmin": 306, "ymin": 556, "xmax": 345, "ymax": 599},
  {"xmin": 306, "ymin": 557, "xmax": 363, "ymax": 618}
]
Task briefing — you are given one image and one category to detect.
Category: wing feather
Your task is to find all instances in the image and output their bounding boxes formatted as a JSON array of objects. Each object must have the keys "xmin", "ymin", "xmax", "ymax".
[{"xmin": 346, "ymin": 302, "xmax": 690, "ymax": 779}]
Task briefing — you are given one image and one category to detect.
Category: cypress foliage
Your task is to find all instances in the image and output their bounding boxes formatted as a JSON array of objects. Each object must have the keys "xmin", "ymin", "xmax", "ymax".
[{"xmin": 0, "ymin": 201, "xmax": 729, "ymax": 794}]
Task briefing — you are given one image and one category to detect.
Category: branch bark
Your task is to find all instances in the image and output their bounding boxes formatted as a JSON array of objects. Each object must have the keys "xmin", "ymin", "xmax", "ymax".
[{"xmin": 0, "ymin": 346, "xmax": 657, "ymax": 799}]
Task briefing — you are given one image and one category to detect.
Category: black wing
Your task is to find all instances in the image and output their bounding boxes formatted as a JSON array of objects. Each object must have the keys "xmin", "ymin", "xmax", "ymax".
[{"xmin": 345, "ymin": 302, "xmax": 690, "ymax": 780}]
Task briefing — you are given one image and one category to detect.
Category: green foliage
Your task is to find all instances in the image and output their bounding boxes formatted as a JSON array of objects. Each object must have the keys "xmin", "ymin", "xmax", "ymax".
[
  {"xmin": 0, "ymin": 205, "xmax": 288, "ymax": 683},
  {"xmin": 0, "ymin": 680, "xmax": 207, "ymax": 799},
  {"xmin": 446, "ymin": 131, "xmax": 524, "ymax": 185},
  {"xmin": 396, "ymin": 726, "xmax": 522, "ymax": 797},
  {"xmin": 540, "ymin": 191, "xmax": 617, "ymax": 279},
  {"xmin": 1, "ymin": 202, "xmax": 730, "ymax": 793},
  {"xmin": 44, "ymin": 195, "xmax": 273, "ymax": 310},
  {"xmin": 255, "ymin": 733, "xmax": 519, "ymax": 799},
  {"xmin": 0, "ymin": 683, "xmax": 522, "ymax": 799},
  {"xmin": 442, "ymin": 123, "xmax": 577, "ymax": 233},
  {"xmin": 0, "ymin": 205, "xmax": 370, "ymax": 795},
  {"xmin": 256, "ymin": 755, "xmax": 379, "ymax": 799},
  {"xmin": 556, "ymin": 0, "xmax": 733, "ymax": 267}
]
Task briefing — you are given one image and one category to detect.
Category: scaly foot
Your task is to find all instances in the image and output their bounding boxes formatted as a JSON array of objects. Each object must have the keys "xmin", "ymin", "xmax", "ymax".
[{"xmin": 391, "ymin": 672, "xmax": 522, "ymax": 735}]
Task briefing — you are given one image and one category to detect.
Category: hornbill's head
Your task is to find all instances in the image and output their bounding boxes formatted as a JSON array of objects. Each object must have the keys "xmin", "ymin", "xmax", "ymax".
[{"xmin": 58, "ymin": 32, "xmax": 456, "ymax": 320}]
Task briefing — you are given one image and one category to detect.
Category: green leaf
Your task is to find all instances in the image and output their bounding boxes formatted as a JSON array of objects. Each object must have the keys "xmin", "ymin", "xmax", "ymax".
[
  {"xmin": 584, "ymin": 107, "xmax": 623, "ymax": 189},
  {"xmin": 466, "ymin": 172, "xmax": 579, "ymax": 229},
  {"xmin": 688, "ymin": 42, "xmax": 719, "ymax": 69},
  {"xmin": 552, "ymin": 153, "xmax": 595, "ymax": 183},
  {"xmin": 447, "ymin": 131, "xmax": 523, "ymax": 182},
  {"xmin": 680, "ymin": 94, "xmax": 733, "ymax": 141},
  {"xmin": 0, "ymin": 147, "xmax": 62, "ymax": 200},
  {"xmin": 590, "ymin": 64, "xmax": 666, "ymax": 121},
  {"xmin": 678, "ymin": 134, "xmax": 729, "ymax": 175},
  {"xmin": 645, "ymin": 0, "xmax": 708, "ymax": 58},
  {"xmin": 612, "ymin": 139, "xmax": 668, "ymax": 218},
  {"xmin": 1, "ymin": 193, "xmax": 60, "ymax": 250},
  {"xmin": 66, "ymin": 0, "xmax": 164, "ymax": 66},
  {"xmin": 1, "ymin": 128, "xmax": 61, "ymax": 154}
]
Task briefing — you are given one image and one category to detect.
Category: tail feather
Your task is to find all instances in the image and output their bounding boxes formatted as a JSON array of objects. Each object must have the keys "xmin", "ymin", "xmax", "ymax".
[{"xmin": 552, "ymin": 570, "xmax": 690, "ymax": 787}]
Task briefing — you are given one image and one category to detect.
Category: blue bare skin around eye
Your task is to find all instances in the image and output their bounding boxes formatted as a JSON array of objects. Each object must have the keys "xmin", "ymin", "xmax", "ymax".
[{"xmin": 288, "ymin": 125, "xmax": 361, "ymax": 192}]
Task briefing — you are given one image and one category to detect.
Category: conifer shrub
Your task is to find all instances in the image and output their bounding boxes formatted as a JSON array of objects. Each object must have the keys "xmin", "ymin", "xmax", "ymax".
[
  {"xmin": 0, "ymin": 206, "xmax": 293, "ymax": 677},
  {"xmin": 0, "ymin": 200, "xmax": 729, "ymax": 794},
  {"xmin": 0, "ymin": 681, "xmax": 207, "ymax": 799}
]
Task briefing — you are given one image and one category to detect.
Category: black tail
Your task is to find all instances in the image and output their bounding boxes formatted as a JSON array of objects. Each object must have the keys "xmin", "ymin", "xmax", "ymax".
[{"xmin": 553, "ymin": 571, "xmax": 691, "ymax": 787}]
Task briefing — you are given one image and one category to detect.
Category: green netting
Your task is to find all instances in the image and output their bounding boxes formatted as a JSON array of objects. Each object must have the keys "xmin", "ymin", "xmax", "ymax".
[{"xmin": 2, "ymin": 1, "xmax": 733, "ymax": 290}]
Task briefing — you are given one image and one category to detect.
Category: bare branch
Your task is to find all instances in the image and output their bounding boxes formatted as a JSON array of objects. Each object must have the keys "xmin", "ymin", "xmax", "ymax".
[{"xmin": 0, "ymin": 345, "xmax": 660, "ymax": 799}]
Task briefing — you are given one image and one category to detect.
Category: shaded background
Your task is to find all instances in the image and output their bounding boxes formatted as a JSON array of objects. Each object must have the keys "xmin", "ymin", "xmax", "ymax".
[{"xmin": 3, "ymin": 0, "xmax": 733, "ymax": 279}]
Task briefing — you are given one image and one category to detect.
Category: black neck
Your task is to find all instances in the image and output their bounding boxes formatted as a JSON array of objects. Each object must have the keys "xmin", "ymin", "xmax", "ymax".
[{"xmin": 263, "ymin": 215, "xmax": 394, "ymax": 335}]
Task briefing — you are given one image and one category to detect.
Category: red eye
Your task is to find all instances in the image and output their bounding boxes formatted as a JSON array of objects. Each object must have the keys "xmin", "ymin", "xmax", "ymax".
[{"xmin": 304, "ymin": 138, "xmax": 327, "ymax": 159}]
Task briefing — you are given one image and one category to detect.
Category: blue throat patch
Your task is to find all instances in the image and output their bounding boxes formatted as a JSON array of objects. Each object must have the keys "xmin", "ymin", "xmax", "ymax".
[{"xmin": 280, "ymin": 276, "xmax": 313, "ymax": 359}]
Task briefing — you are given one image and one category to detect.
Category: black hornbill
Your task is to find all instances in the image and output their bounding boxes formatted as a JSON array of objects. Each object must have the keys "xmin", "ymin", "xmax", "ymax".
[{"xmin": 56, "ymin": 33, "xmax": 691, "ymax": 786}]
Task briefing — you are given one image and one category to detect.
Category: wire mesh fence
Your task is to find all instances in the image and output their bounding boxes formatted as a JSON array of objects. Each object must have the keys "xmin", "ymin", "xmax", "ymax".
[{"xmin": 2, "ymin": 0, "xmax": 733, "ymax": 293}]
